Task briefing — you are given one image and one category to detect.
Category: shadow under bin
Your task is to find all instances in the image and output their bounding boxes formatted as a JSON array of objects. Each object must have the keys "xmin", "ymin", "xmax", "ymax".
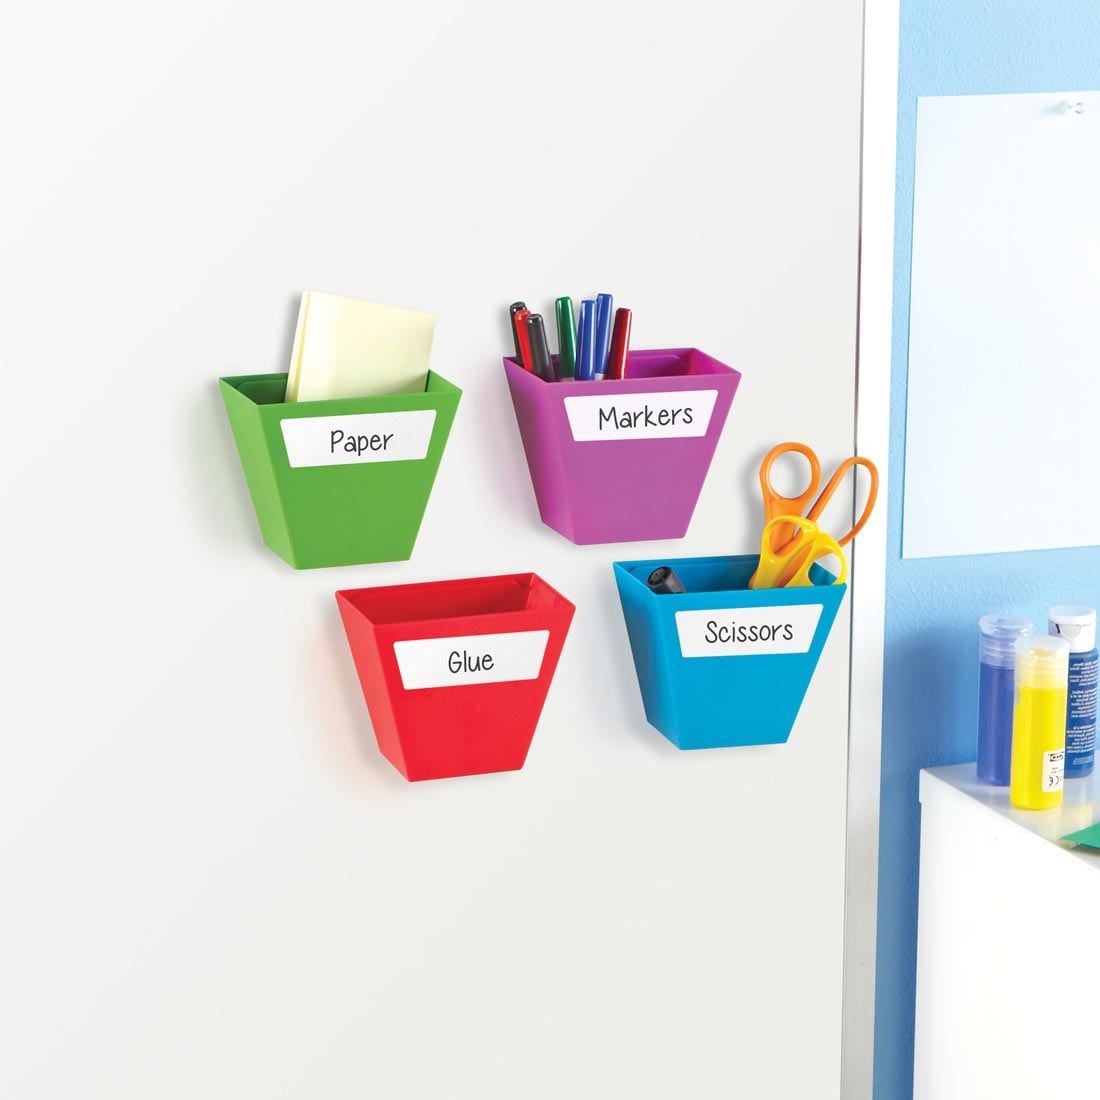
[
  {"xmin": 220, "ymin": 371, "xmax": 461, "ymax": 569},
  {"xmin": 613, "ymin": 554, "xmax": 847, "ymax": 749},
  {"xmin": 336, "ymin": 573, "xmax": 575, "ymax": 781},
  {"xmin": 504, "ymin": 348, "xmax": 741, "ymax": 545}
]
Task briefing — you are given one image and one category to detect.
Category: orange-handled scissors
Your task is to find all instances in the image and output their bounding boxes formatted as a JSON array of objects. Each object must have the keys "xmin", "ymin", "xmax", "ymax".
[
  {"xmin": 758, "ymin": 442, "xmax": 879, "ymax": 552},
  {"xmin": 750, "ymin": 515, "xmax": 849, "ymax": 590}
]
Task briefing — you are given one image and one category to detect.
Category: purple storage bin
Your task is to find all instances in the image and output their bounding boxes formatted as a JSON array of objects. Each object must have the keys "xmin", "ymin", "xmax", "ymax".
[{"xmin": 504, "ymin": 348, "xmax": 741, "ymax": 545}]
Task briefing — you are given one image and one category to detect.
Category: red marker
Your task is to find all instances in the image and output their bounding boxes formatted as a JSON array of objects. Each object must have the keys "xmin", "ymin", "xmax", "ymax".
[
  {"xmin": 605, "ymin": 307, "xmax": 632, "ymax": 380},
  {"xmin": 513, "ymin": 307, "xmax": 534, "ymax": 371}
]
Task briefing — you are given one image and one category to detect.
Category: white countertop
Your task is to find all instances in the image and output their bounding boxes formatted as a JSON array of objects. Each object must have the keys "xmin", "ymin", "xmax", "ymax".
[{"xmin": 921, "ymin": 763, "xmax": 1100, "ymax": 871}]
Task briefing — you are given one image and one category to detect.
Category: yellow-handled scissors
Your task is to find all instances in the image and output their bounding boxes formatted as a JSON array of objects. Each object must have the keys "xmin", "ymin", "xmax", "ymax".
[
  {"xmin": 759, "ymin": 442, "xmax": 880, "ymax": 553},
  {"xmin": 750, "ymin": 515, "xmax": 848, "ymax": 590}
]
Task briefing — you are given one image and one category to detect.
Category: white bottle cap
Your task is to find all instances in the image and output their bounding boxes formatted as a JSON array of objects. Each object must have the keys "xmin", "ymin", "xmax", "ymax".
[{"xmin": 1048, "ymin": 605, "xmax": 1097, "ymax": 653}]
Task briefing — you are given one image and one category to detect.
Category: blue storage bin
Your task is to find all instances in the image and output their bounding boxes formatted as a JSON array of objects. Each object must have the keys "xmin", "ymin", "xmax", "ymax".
[{"xmin": 613, "ymin": 554, "xmax": 847, "ymax": 749}]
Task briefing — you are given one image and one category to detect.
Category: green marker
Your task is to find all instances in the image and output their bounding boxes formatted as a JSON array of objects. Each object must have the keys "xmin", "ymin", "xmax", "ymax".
[{"xmin": 555, "ymin": 296, "xmax": 577, "ymax": 379}]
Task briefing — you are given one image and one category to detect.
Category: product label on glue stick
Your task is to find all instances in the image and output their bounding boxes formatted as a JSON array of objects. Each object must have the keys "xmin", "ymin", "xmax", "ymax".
[
  {"xmin": 1042, "ymin": 749, "xmax": 1065, "ymax": 793},
  {"xmin": 1065, "ymin": 652, "xmax": 1098, "ymax": 773}
]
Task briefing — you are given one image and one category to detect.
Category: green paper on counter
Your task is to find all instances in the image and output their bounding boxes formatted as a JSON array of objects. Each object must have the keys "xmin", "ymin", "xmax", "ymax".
[{"xmin": 1062, "ymin": 822, "xmax": 1100, "ymax": 848}]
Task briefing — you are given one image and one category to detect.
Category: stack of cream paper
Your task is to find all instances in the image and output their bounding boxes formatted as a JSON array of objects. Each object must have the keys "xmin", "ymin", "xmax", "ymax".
[{"xmin": 285, "ymin": 291, "xmax": 435, "ymax": 403}]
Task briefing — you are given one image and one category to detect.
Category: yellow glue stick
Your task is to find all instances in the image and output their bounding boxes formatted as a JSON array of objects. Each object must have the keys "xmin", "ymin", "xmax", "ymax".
[{"xmin": 1010, "ymin": 633, "xmax": 1070, "ymax": 810}]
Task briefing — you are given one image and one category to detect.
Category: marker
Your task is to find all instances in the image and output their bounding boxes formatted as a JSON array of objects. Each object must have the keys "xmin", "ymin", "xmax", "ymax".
[
  {"xmin": 647, "ymin": 566, "xmax": 686, "ymax": 594},
  {"xmin": 508, "ymin": 301, "xmax": 527, "ymax": 359},
  {"xmin": 576, "ymin": 299, "xmax": 597, "ymax": 381},
  {"xmin": 606, "ymin": 307, "xmax": 632, "ymax": 380},
  {"xmin": 555, "ymin": 297, "xmax": 577, "ymax": 380},
  {"xmin": 526, "ymin": 314, "xmax": 559, "ymax": 383},
  {"xmin": 513, "ymin": 307, "xmax": 533, "ymax": 371},
  {"xmin": 594, "ymin": 293, "xmax": 613, "ymax": 378}
]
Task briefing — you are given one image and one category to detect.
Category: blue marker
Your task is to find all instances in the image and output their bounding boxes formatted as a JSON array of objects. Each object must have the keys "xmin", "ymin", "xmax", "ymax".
[
  {"xmin": 594, "ymin": 293, "xmax": 613, "ymax": 378},
  {"xmin": 576, "ymin": 299, "xmax": 597, "ymax": 380}
]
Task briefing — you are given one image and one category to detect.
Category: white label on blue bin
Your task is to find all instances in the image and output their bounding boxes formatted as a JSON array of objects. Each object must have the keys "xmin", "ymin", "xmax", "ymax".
[
  {"xmin": 675, "ymin": 605, "xmax": 824, "ymax": 658},
  {"xmin": 393, "ymin": 630, "xmax": 550, "ymax": 690},
  {"xmin": 280, "ymin": 409, "xmax": 437, "ymax": 467},
  {"xmin": 563, "ymin": 389, "xmax": 718, "ymax": 441}
]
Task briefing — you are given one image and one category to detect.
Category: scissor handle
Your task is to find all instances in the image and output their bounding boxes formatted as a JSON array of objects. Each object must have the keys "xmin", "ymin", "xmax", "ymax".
[
  {"xmin": 750, "ymin": 515, "xmax": 848, "ymax": 590},
  {"xmin": 759, "ymin": 442, "xmax": 823, "ymax": 523},
  {"xmin": 804, "ymin": 456, "xmax": 880, "ymax": 547}
]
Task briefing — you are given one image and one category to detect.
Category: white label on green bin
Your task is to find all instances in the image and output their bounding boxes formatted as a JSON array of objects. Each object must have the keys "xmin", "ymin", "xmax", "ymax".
[
  {"xmin": 280, "ymin": 409, "xmax": 437, "ymax": 467},
  {"xmin": 393, "ymin": 630, "xmax": 550, "ymax": 690},
  {"xmin": 675, "ymin": 605, "xmax": 824, "ymax": 658},
  {"xmin": 563, "ymin": 389, "xmax": 718, "ymax": 441}
]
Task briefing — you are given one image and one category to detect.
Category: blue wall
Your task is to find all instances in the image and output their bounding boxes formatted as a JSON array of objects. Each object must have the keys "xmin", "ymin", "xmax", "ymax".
[{"xmin": 877, "ymin": 3, "xmax": 1100, "ymax": 1098}]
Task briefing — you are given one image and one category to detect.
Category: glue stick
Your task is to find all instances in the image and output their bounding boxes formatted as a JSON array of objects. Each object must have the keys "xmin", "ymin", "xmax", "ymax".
[
  {"xmin": 976, "ymin": 615, "xmax": 1033, "ymax": 786},
  {"xmin": 1048, "ymin": 606, "xmax": 1097, "ymax": 779},
  {"xmin": 1010, "ymin": 634, "xmax": 1070, "ymax": 810}
]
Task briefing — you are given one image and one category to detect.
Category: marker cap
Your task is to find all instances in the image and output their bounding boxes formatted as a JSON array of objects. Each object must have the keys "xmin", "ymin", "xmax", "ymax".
[
  {"xmin": 593, "ymin": 293, "xmax": 614, "ymax": 378},
  {"xmin": 509, "ymin": 302, "xmax": 527, "ymax": 360},
  {"xmin": 526, "ymin": 313, "xmax": 558, "ymax": 383},
  {"xmin": 606, "ymin": 307, "xmax": 632, "ymax": 381},
  {"xmin": 978, "ymin": 614, "xmax": 1033, "ymax": 667},
  {"xmin": 647, "ymin": 566, "xmax": 686, "ymax": 595},
  {"xmin": 554, "ymin": 297, "xmax": 577, "ymax": 379},
  {"xmin": 576, "ymin": 299, "xmax": 597, "ymax": 381},
  {"xmin": 1015, "ymin": 632, "xmax": 1070, "ymax": 689},
  {"xmin": 513, "ymin": 307, "xmax": 533, "ymax": 371},
  {"xmin": 1048, "ymin": 605, "xmax": 1097, "ymax": 653}
]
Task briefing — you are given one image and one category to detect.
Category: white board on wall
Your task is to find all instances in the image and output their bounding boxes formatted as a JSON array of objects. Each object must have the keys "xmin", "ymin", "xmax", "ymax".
[
  {"xmin": 0, "ymin": 3, "xmax": 865, "ymax": 1099},
  {"xmin": 904, "ymin": 91, "xmax": 1100, "ymax": 559}
]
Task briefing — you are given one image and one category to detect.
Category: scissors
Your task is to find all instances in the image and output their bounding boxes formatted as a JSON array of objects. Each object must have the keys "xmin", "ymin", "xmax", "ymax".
[
  {"xmin": 758, "ymin": 442, "xmax": 879, "ymax": 553},
  {"xmin": 750, "ymin": 515, "xmax": 848, "ymax": 589}
]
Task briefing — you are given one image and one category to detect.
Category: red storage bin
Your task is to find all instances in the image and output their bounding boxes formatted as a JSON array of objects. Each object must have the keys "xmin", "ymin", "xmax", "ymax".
[{"xmin": 336, "ymin": 573, "xmax": 575, "ymax": 781}]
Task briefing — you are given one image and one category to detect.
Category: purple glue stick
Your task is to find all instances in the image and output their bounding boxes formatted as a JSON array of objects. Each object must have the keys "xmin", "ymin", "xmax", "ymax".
[{"xmin": 977, "ymin": 614, "xmax": 1033, "ymax": 785}]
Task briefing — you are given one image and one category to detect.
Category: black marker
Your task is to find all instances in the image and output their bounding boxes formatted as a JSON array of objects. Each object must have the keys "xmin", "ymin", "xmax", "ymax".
[
  {"xmin": 647, "ymin": 566, "xmax": 686, "ymax": 594},
  {"xmin": 526, "ymin": 314, "xmax": 559, "ymax": 383},
  {"xmin": 509, "ymin": 301, "xmax": 527, "ymax": 359}
]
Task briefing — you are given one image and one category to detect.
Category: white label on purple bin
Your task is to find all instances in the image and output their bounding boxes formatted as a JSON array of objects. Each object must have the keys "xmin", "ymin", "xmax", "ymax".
[
  {"xmin": 393, "ymin": 630, "xmax": 550, "ymax": 690},
  {"xmin": 280, "ymin": 409, "xmax": 436, "ymax": 467},
  {"xmin": 563, "ymin": 389, "xmax": 718, "ymax": 441},
  {"xmin": 674, "ymin": 605, "xmax": 824, "ymax": 658}
]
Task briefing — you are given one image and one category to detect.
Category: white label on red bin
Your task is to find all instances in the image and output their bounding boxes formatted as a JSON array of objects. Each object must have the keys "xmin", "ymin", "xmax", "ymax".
[
  {"xmin": 280, "ymin": 410, "xmax": 436, "ymax": 467},
  {"xmin": 563, "ymin": 389, "xmax": 718, "ymax": 441},
  {"xmin": 674, "ymin": 605, "xmax": 824, "ymax": 658},
  {"xmin": 393, "ymin": 630, "xmax": 550, "ymax": 690}
]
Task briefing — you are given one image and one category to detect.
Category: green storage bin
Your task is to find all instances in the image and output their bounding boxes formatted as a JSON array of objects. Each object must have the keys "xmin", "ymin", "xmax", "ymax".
[{"xmin": 220, "ymin": 371, "xmax": 461, "ymax": 569}]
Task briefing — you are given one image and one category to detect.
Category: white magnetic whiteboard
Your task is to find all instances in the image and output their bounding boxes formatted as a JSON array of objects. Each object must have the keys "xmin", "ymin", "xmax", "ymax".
[
  {"xmin": 904, "ymin": 91, "xmax": 1100, "ymax": 559},
  {"xmin": 0, "ymin": 3, "xmax": 865, "ymax": 1098}
]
